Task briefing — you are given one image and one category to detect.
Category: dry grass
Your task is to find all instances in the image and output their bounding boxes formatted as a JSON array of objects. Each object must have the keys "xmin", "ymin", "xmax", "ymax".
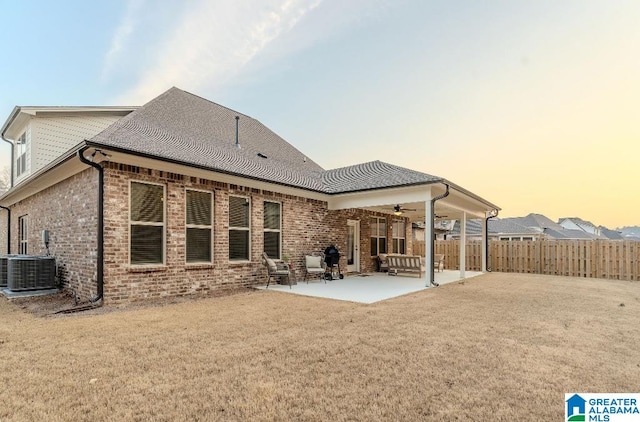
[{"xmin": 1, "ymin": 273, "xmax": 639, "ymax": 421}]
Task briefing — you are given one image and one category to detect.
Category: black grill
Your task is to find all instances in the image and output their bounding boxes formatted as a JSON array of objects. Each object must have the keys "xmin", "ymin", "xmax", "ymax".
[{"xmin": 323, "ymin": 245, "xmax": 343, "ymax": 280}]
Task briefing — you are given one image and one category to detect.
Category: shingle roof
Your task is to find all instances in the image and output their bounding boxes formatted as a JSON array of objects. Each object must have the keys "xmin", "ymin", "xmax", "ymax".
[
  {"xmin": 321, "ymin": 161, "xmax": 441, "ymax": 194},
  {"xmin": 91, "ymin": 87, "xmax": 327, "ymax": 191},
  {"xmin": 559, "ymin": 217, "xmax": 598, "ymax": 232},
  {"xmin": 599, "ymin": 226, "xmax": 624, "ymax": 240},
  {"xmin": 542, "ymin": 228, "xmax": 599, "ymax": 239},
  {"xmin": 450, "ymin": 218, "xmax": 538, "ymax": 236},
  {"xmin": 509, "ymin": 213, "xmax": 565, "ymax": 231},
  {"xmin": 89, "ymin": 87, "xmax": 445, "ymax": 194}
]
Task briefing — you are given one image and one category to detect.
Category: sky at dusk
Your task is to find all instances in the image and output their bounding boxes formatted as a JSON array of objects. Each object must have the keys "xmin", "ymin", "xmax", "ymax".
[{"xmin": 1, "ymin": 0, "xmax": 639, "ymax": 228}]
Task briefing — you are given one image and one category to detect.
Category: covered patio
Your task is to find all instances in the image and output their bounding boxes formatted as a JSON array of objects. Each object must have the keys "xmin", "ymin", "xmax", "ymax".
[
  {"xmin": 323, "ymin": 166, "xmax": 500, "ymax": 286},
  {"xmin": 256, "ymin": 270, "xmax": 484, "ymax": 304}
]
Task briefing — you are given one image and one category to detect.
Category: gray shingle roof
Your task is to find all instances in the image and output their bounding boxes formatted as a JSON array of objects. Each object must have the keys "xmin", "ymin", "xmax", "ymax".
[
  {"xmin": 599, "ymin": 226, "xmax": 624, "ymax": 240},
  {"xmin": 542, "ymin": 228, "xmax": 599, "ymax": 240},
  {"xmin": 508, "ymin": 213, "xmax": 565, "ymax": 231},
  {"xmin": 559, "ymin": 217, "xmax": 598, "ymax": 232},
  {"xmin": 91, "ymin": 87, "xmax": 327, "ymax": 191},
  {"xmin": 321, "ymin": 161, "xmax": 441, "ymax": 194},
  {"xmin": 89, "ymin": 87, "xmax": 446, "ymax": 194},
  {"xmin": 450, "ymin": 218, "xmax": 538, "ymax": 236}
]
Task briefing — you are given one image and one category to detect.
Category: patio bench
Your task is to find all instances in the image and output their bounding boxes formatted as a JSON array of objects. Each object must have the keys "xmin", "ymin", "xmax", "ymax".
[{"xmin": 387, "ymin": 255, "xmax": 424, "ymax": 278}]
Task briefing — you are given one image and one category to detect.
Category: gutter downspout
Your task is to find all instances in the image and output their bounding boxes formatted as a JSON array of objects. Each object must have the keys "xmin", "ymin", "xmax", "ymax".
[
  {"xmin": 1, "ymin": 135, "xmax": 14, "ymax": 188},
  {"xmin": 77, "ymin": 146, "xmax": 103, "ymax": 303},
  {"xmin": 0, "ymin": 205, "xmax": 9, "ymax": 254},
  {"xmin": 485, "ymin": 210, "xmax": 499, "ymax": 272},
  {"xmin": 429, "ymin": 183, "xmax": 449, "ymax": 287}
]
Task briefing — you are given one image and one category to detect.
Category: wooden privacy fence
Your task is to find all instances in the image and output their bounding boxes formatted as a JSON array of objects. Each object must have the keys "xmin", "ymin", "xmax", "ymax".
[{"xmin": 412, "ymin": 239, "xmax": 640, "ymax": 281}]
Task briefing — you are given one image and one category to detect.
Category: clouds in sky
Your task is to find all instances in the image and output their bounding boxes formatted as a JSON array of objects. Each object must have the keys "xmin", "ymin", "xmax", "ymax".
[{"xmin": 104, "ymin": 0, "xmax": 339, "ymax": 104}]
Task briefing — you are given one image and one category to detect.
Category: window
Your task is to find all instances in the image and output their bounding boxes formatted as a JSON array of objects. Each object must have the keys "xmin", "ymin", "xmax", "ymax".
[
  {"xmin": 16, "ymin": 132, "xmax": 27, "ymax": 176},
  {"xmin": 263, "ymin": 201, "xmax": 281, "ymax": 259},
  {"xmin": 18, "ymin": 215, "xmax": 27, "ymax": 254},
  {"xmin": 392, "ymin": 220, "xmax": 406, "ymax": 254},
  {"xmin": 130, "ymin": 182, "xmax": 165, "ymax": 265},
  {"xmin": 229, "ymin": 196, "xmax": 250, "ymax": 261},
  {"xmin": 186, "ymin": 190, "xmax": 213, "ymax": 263},
  {"xmin": 370, "ymin": 217, "xmax": 387, "ymax": 256}
]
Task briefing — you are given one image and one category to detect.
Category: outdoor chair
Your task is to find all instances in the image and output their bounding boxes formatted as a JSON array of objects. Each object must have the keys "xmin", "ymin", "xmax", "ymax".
[
  {"xmin": 434, "ymin": 254, "xmax": 445, "ymax": 272},
  {"xmin": 377, "ymin": 253, "xmax": 389, "ymax": 272},
  {"xmin": 262, "ymin": 252, "xmax": 291, "ymax": 289},
  {"xmin": 303, "ymin": 254, "xmax": 326, "ymax": 283}
]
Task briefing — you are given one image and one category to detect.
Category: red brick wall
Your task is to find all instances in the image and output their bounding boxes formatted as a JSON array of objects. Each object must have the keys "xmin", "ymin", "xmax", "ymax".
[
  {"xmin": 1, "ymin": 169, "xmax": 98, "ymax": 299},
  {"xmin": 100, "ymin": 163, "xmax": 409, "ymax": 304},
  {"xmin": 1, "ymin": 162, "xmax": 412, "ymax": 304}
]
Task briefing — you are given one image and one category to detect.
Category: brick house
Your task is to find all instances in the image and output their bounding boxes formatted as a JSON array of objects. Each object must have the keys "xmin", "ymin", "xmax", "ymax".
[{"xmin": 0, "ymin": 88, "xmax": 499, "ymax": 304}]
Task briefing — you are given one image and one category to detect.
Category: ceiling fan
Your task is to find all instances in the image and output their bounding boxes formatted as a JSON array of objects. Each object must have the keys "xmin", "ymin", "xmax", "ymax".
[{"xmin": 391, "ymin": 204, "xmax": 417, "ymax": 216}]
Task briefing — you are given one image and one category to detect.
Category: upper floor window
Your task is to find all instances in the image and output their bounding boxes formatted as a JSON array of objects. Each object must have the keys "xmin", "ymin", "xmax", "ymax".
[
  {"xmin": 16, "ymin": 132, "xmax": 27, "ymax": 176},
  {"xmin": 370, "ymin": 217, "xmax": 387, "ymax": 256},
  {"xmin": 186, "ymin": 190, "xmax": 213, "ymax": 263},
  {"xmin": 18, "ymin": 215, "xmax": 28, "ymax": 254},
  {"xmin": 392, "ymin": 220, "xmax": 406, "ymax": 254},
  {"xmin": 263, "ymin": 201, "xmax": 281, "ymax": 259},
  {"xmin": 229, "ymin": 196, "xmax": 250, "ymax": 261},
  {"xmin": 130, "ymin": 182, "xmax": 165, "ymax": 265}
]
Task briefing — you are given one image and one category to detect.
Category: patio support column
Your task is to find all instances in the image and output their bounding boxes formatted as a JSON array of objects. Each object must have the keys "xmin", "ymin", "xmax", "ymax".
[
  {"xmin": 424, "ymin": 198, "xmax": 433, "ymax": 287},
  {"xmin": 459, "ymin": 212, "xmax": 466, "ymax": 279},
  {"xmin": 481, "ymin": 217, "xmax": 487, "ymax": 272}
]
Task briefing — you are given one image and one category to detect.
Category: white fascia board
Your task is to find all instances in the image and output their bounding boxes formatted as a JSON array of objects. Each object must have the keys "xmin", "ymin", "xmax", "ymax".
[
  {"xmin": 327, "ymin": 185, "xmax": 433, "ymax": 210},
  {"xmin": 442, "ymin": 188, "xmax": 498, "ymax": 218}
]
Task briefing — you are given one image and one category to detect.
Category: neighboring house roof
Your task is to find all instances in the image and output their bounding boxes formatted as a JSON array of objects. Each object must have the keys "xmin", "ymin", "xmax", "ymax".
[
  {"xmin": 542, "ymin": 228, "xmax": 599, "ymax": 240},
  {"xmin": 559, "ymin": 217, "xmax": 599, "ymax": 233},
  {"xmin": 449, "ymin": 218, "xmax": 538, "ymax": 237},
  {"xmin": 87, "ymin": 87, "xmax": 448, "ymax": 195},
  {"xmin": 599, "ymin": 226, "xmax": 624, "ymax": 240},
  {"xmin": 619, "ymin": 226, "xmax": 640, "ymax": 239},
  {"xmin": 508, "ymin": 213, "xmax": 565, "ymax": 232}
]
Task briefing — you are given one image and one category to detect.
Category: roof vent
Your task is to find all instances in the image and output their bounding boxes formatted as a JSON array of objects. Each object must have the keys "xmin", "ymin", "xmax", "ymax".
[
  {"xmin": 235, "ymin": 116, "xmax": 241, "ymax": 149},
  {"xmin": 257, "ymin": 153, "xmax": 267, "ymax": 159}
]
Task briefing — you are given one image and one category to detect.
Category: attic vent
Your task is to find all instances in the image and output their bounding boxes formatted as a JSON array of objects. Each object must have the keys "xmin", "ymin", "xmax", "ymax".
[{"xmin": 257, "ymin": 153, "xmax": 267, "ymax": 159}]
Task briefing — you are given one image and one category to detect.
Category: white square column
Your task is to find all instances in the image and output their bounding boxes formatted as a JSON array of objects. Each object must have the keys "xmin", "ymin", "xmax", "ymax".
[
  {"xmin": 424, "ymin": 198, "xmax": 433, "ymax": 287},
  {"xmin": 459, "ymin": 212, "xmax": 466, "ymax": 279},
  {"xmin": 481, "ymin": 216, "xmax": 487, "ymax": 272}
]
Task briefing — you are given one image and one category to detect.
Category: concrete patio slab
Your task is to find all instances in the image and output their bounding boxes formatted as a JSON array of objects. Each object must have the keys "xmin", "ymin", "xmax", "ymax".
[{"xmin": 255, "ymin": 270, "xmax": 484, "ymax": 304}]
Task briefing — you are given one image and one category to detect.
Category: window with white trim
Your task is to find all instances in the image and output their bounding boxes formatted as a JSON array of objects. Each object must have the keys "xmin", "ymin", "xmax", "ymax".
[
  {"xmin": 130, "ymin": 181, "xmax": 165, "ymax": 265},
  {"xmin": 16, "ymin": 132, "xmax": 27, "ymax": 177},
  {"xmin": 263, "ymin": 201, "xmax": 281, "ymax": 259},
  {"xmin": 392, "ymin": 220, "xmax": 406, "ymax": 254},
  {"xmin": 18, "ymin": 215, "xmax": 28, "ymax": 254},
  {"xmin": 370, "ymin": 217, "xmax": 387, "ymax": 256},
  {"xmin": 229, "ymin": 196, "xmax": 250, "ymax": 261},
  {"xmin": 186, "ymin": 189, "xmax": 213, "ymax": 263}
]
